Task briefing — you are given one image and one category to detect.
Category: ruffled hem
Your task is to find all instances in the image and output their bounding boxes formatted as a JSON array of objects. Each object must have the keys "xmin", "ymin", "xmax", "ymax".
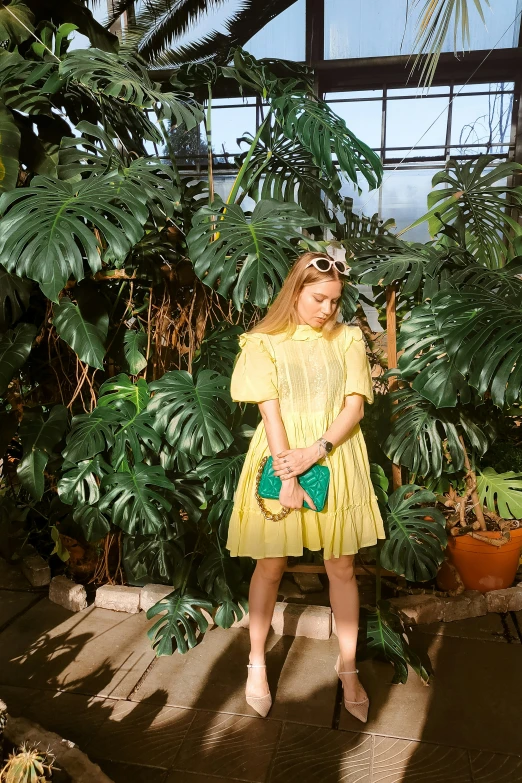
[{"xmin": 225, "ymin": 496, "xmax": 386, "ymax": 560}]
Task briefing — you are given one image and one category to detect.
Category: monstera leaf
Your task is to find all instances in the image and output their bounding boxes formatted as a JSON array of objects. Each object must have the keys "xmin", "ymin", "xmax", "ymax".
[
  {"xmin": 0, "ymin": 322, "xmax": 36, "ymax": 395},
  {"xmin": 405, "ymin": 157, "xmax": 522, "ymax": 267},
  {"xmin": 192, "ymin": 324, "xmax": 244, "ymax": 375},
  {"xmin": 99, "ymin": 463, "xmax": 175, "ymax": 535},
  {"xmin": 273, "ymin": 91, "xmax": 383, "ymax": 191},
  {"xmin": 53, "ymin": 296, "xmax": 108, "ymax": 369},
  {"xmin": 17, "ymin": 405, "xmax": 68, "ymax": 500},
  {"xmin": 196, "ymin": 454, "xmax": 246, "ymax": 502},
  {"xmin": 358, "ymin": 601, "xmax": 430, "ymax": 684},
  {"xmin": 432, "ymin": 289, "xmax": 522, "ymax": 408},
  {"xmin": 187, "ymin": 197, "xmax": 323, "ymax": 310},
  {"xmin": 384, "ymin": 386, "xmax": 468, "ymax": 479},
  {"xmin": 370, "ymin": 462, "xmax": 389, "ymax": 512},
  {"xmin": 148, "ymin": 369, "xmax": 235, "ymax": 458},
  {"xmin": 0, "ymin": 0, "xmax": 34, "ymax": 46},
  {"xmin": 397, "ymin": 303, "xmax": 472, "ymax": 408},
  {"xmin": 73, "ymin": 504, "xmax": 111, "ymax": 542},
  {"xmin": 197, "ymin": 546, "xmax": 248, "ymax": 628},
  {"xmin": 381, "ymin": 485, "xmax": 447, "ymax": 582},
  {"xmin": 59, "ymin": 122, "xmax": 180, "ymax": 221},
  {"xmin": 60, "ymin": 49, "xmax": 203, "ymax": 131},
  {"xmin": 146, "ymin": 588, "xmax": 215, "ymax": 656},
  {"xmin": 0, "ymin": 175, "xmax": 145, "ymax": 301},
  {"xmin": 124, "ymin": 534, "xmax": 185, "ymax": 584},
  {"xmin": 477, "ymin": 467, "xmax": 522, "ymax": 520},
  {"xmin": 0, "ymin": 106, "xmax": 21, "ymax": 194},
  {"xmin": 123, "ymin": 330, "xmax": 148, "ymax": 375},
  {"xmin": 97, "ymin": 374, "xmax": 150, "ymax": 411},
  {"xmin": 62, "ymin": 407, "xmax": 122, "ymax": 463},
  {"xmin": 58, "ymin": 454, "xmax": 111, "ymax": 506},
  {"xmin": 0, "ymin": 265, "xmax": 31, "ymax": 331},
  {"xmin": 236, "ymin": 123, "xmax": 340, "ymax": 221}
]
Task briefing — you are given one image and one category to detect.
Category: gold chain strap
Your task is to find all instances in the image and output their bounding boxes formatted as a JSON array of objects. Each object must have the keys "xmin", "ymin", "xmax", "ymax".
[{"xmin": 254, "ymin": 456, "xmax": 293, "ymax": 522}]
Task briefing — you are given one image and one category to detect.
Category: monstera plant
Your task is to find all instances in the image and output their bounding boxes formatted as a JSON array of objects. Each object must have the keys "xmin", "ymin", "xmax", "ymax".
[{"xmin": 347, "ymin": 155, "xmax": 522, "ymax": 545}]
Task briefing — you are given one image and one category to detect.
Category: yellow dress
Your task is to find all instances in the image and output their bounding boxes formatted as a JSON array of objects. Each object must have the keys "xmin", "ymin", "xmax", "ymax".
[{"xmin": 225, "ymin": 322, "xmax": 386, "ymax": 560}]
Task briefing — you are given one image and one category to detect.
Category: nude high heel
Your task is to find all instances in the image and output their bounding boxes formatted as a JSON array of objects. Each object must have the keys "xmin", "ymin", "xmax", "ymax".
[
  {"xmin": 245, "ymin": 663, "xmax": 272, "ymax": 718},
  {"xmin": 334, "ymin": 654, "xmax": 369, "ymax": 723}
]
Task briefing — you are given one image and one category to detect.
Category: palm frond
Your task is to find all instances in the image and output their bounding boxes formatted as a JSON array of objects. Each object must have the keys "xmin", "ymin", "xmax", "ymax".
[{"xmin": 409, "ymin": 0, "xmax": 490, "ymax": 87}]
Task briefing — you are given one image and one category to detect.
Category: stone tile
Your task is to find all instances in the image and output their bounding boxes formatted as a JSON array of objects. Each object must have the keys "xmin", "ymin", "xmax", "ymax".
[
  {"xmin": 132, "ymin": 626, "xmax": 340, "ymax": 728},
  {"xmin": 22, "ymin": 691, "xmax": 111, "ymax": 748},
  {"xmin": 173, "ymin": 710, "xmax": 281, "ymax": 783},
  {"xmin": 372, "ymin": 736, "xmax": 471, "ymax": 782},
  {"xmin": 470, "ymin": 750, "xmax": 522, "ymax": 782},
  {"xmin": 267, "ymin": 635, "xmax": 340, "ymax": 727},
  {"xmin": 0, "ymin": 591, "xmax": 41, "ymax": 629},
  {"xmin": 414, "ymin": 612, "xmax": 519, "ymax": 643},
  {"xmin": 93, "ymin": 759, "xmax": 167, "ymax": 783},
  {"xmin": 86, "ymin": 700, "xmax": 195, "ymax": 768},
  {"xmin": 0, "ymin": 559, "xmax": 32, "ymax": 590},
  {"xmin": 130, "ymin": 626, "xmax": 259, "ymax": 716},
  {"xmin": 340, "ymin": 634, "xmax": 522, "ymax": 755},
  {"xmin": 0, "ymin": 685, "xmax": 39, "ymax": 717},
  {"xmin": 0, "ymin": 599, "xmax": 156, "ymax": 699},
  {"xmin": 269, "ymin": 723, "xmax": 371, "ymax": 783}
]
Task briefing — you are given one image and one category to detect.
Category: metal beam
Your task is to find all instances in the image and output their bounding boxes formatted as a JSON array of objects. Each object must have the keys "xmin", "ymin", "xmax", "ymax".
[{"xmin": 317, "ymin": 49, "xmax": 522, "ymax": 93}]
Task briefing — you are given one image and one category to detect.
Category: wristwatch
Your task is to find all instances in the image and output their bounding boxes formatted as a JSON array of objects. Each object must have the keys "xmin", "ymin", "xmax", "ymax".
[{"xmin": 317, "ymin": 437, "xmax": 333, "ymax": 454}]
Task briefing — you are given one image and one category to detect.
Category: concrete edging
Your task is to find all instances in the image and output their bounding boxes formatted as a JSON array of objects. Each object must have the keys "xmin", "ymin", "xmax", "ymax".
[{"xmin": 47, "ymin": 581, "xmax": 522, "ymax": 637}]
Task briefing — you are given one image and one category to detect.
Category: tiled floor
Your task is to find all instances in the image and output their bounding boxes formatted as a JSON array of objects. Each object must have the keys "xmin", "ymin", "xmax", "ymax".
[{"xmin": 0, "ymin": 590, "xmax": 521, "ymax": 782}]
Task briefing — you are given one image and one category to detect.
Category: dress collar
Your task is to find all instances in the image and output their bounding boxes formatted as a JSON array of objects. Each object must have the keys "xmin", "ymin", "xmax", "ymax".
[{"xmin": 289, "ymin": 323, "xmax": 324, "ymax": 341}]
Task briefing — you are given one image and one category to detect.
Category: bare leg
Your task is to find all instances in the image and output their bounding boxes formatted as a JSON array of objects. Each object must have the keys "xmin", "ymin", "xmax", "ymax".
[
  {"xmin": 324, "ymin": 554, "xmax": 367, "ymax": 702},
  {"xmin": 246, "ymin": 556, "xmax": 287, "ymax": 697}
]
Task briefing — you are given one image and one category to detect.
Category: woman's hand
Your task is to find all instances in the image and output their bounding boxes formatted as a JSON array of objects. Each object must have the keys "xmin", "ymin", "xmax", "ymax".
[
  {"xmin": 279, "ymin": 477, "xmax": 317, "ymax": 511},
  {"xmin": 272, "ymin": 446, "xmax": 317, "ymax": 480}
]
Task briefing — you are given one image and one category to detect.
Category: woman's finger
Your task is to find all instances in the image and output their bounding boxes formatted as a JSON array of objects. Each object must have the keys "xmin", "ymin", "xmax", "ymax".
[{"xmin": 303, "ymin": 491, "xmax": 316, "ymax": 511}]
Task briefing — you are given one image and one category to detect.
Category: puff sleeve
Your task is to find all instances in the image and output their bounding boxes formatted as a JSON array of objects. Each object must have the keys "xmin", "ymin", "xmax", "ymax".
[
  {"xmin": 343, "ymin": 325, "xmax": 374, "ymax": 404},
  {"xmin": 230, "ymin": 332, "xmax": 279, "ymax": 403}
]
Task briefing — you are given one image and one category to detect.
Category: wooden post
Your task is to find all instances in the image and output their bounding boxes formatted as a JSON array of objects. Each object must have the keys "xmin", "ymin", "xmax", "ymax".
[{"xmin": 386, "ymin": 283, "xmax": 402, "ymax": 490}]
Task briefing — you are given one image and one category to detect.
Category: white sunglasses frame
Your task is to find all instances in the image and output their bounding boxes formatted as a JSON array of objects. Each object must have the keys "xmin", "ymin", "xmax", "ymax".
[{"xmin": 304, "ymin": 256, "xmax": 351, "ymax": 276}]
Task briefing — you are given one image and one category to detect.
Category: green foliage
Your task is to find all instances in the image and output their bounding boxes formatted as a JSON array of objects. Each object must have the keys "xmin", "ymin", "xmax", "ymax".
[
  {"xmin": 187, "ymin": 197, "xmax": 324, "ymax": 310},
  {"xmin": 0, "ymin": 323, "xmax": 36, "ymax": 395},
  {"xmin": 381, "ymin": 485, "xmax": 447, "ymax": 582},
  {"xmin": 0, "ymin": 105, "xmax": 21, "ymax": 194},
  {"xmin": 358, "ymin": 601, "xmax": 430, "ymax": 684},
  {"xmin": 405, "ymin": 158, "xmax": 522, "ymax": 267},
  {"xmin": 53, "ymin": 296, "xmax": 108, "ymax": 370},
  {"xmin": 17, "ymin": 406, "xmax": 68, "ymax": 501},
  {"xmin": 476, "ymin": 467, "xmax": 522, "ymax": 520},
  {"xmin": 146, "ymin": 589, "xmax": 215, "ymax": 656},
  {"xmin": 148, "ymin": 369, "xmax": 235, "ymax": 457}
]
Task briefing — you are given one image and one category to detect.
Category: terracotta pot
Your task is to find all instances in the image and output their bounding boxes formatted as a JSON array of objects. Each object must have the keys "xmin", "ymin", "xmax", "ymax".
[{"xmin": 437, "ymin": 528, "xmax": 522, "ymax": 593}]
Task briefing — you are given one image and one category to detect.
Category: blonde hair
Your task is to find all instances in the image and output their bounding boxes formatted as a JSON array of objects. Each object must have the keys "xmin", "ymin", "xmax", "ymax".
[{"xmin": 248, "ymin": 251, "xmax": 346, "ymax": 340}]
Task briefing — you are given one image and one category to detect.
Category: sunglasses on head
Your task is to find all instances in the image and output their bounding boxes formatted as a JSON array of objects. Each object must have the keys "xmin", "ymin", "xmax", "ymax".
[{"xmin": 304, "ymin": 256, "xmax": 351, "ymax": 276}]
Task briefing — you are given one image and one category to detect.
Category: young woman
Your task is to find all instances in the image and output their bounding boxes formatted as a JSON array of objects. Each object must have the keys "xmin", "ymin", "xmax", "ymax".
[{"xmin": 226, "ymin": 251, "xmax": 386, "ymax": 722}]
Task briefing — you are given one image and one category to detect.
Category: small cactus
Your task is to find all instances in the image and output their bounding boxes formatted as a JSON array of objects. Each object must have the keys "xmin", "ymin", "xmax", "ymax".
[{"xmin": 0, "ymin": 742, "xmax": 56, "ymax": 782}]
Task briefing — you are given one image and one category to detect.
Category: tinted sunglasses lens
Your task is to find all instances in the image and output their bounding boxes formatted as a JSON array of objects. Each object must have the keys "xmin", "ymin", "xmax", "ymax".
[
  {"xmin": 315, "ymin": 258, "xmax": 330, "ymax": 271},
  {"xmin": 335, "ymin": 261, "xmax": 348, "ymax": 274}
]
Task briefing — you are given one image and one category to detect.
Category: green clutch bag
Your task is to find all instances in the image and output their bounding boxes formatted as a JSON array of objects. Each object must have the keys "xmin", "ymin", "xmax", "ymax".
[{"xmin": 255, "ymin": 455, "xmax": 330, "ymax": 521}]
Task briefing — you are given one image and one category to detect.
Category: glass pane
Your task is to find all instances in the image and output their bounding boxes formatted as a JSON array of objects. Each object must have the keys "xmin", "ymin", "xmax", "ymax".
[
  {"xmin": 451, "ymin": 92, "xmax": 514, "ymax": 155},
  {"xmin": 211, "ymin": 106, "xmax": 257, "ymax": 156},
  {"xmin": 386, "ymin": 97, "xmax": 449, "ymax": 149},
  {"xmin": 213, "ymin": 175, "xmax": 256, "ymax": 210},
  {"xmin": 380, "ymin": 169, "xmax": 437, "ymax": 242},
  {"xmin": 212, "ymin": 96, "xmax": 257, "ymax": 107},
  {"xmin": 454, "ymin": 82, "xmax": 516, "ymax": 94},
  {"xmin": 246, "ymin": 0, "xmax": 305, "ymax": 60},
  {"xmin": 328, "ymin": 99, "xmax": 383, "ymax": 149},
  {"xmin": 387, "ymin": 87, "xmax": 450, "ymax": 97},
  {"xmin": 325, "ymin": 90, "xmax": 383, "ymax": 100},
  {"xmin": 324, "ymin": 0, "xmax": 520, "ymax": 60}
]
